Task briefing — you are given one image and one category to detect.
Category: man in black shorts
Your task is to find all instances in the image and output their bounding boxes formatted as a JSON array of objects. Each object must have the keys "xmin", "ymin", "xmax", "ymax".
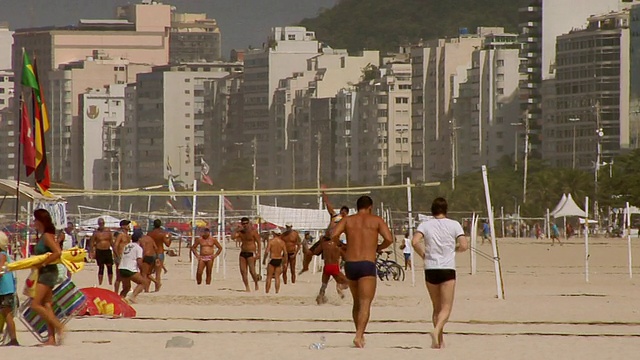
[
  {"xmin": 91, "ymin": 218, "xmax": 114, "ymax": 286},
  {"xmin": 263, "ymin": 228, "xmax": 287, "ymax": 294},
  {"xmin": 331, "ymin": 196, "xmax": 393, "ymax": 348},
  {"xmin": 236, "ymin": 217, "xmax": 261, "ymax": 292}
]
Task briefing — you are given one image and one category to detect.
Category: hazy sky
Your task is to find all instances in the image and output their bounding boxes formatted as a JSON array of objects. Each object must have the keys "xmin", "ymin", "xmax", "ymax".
[{"xmin": 0, "ymin": 0, "xmax": 337, "ymax": 57}]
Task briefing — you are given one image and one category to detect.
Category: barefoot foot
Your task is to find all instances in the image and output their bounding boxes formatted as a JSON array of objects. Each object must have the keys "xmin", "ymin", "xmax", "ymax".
[
  {"xmin": 353, "ymin": 336, "xmax": 365, "ymax": 348},
  {"xmin": 430, "ymin": 332, "xmax": 441, "ymax": 349}
]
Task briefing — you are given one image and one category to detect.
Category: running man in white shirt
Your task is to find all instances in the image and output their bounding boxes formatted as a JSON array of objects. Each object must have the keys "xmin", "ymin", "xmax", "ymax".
[
  {"xmin": 412, "ymin": 197, "xmax": 468, "ymax": 349},
  {"xmin": 118, "ymin": 230, "xmax": 150, "ymax": 303}
]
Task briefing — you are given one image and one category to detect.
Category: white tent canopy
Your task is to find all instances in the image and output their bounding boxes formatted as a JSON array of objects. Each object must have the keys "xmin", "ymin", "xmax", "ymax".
[
  {"xmin": 624, "ymin": 206, "xmax": 640, "ymax": 216},
  {"xmin": 79, "ymin": 215, "xmax": 121, "ymax": 229},
  {"xmin": 553, "ymin": 194, "xmax": 587, "ymax": 218}
]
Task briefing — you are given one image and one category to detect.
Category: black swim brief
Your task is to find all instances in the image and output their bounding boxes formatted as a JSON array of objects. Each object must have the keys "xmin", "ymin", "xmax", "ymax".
[
  {"xmin": 269, "ymin": 259, "xmax": 283, "ymax": 267},
  {"xmin": 239, "ymin": 251, "xmax": 254, "ymax": 259},
  {"xmin": 424, "ymin": 269, "xmax": 456, "ymax": 285},
  {"xmin": 143, "ymin": 255, "xmax": 156, "ymax": 265},
  {"xmin": 344, "ymin": 261, "xmax": 377, "ymax": 281},
  {"xmin": 287, "ymin": 252, "xmax": 296, "ymax": 258},
  {"xmin": 95, "ymin": 249, "xmax": 114, "ymax": 266}
]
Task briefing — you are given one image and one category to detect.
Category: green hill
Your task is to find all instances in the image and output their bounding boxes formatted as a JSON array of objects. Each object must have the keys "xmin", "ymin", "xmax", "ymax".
[{"xmin": 300, "ymin": 0, "xmax": 531, "ymax": 53}]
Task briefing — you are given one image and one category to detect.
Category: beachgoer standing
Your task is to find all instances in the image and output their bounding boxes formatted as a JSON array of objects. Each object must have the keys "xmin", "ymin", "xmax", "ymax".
[
  {"xmin": 91, "ymin": 218, "xmax": 114, "ymax": 286},
  {"xmin": 191, "ymin": 228, "xmax": 223, "ymax": 285},
  {"xmin": 281, "ymin": 222, "xmax": 301, "ymax": 284},
  {"xmin": 263, "ymin": 229, "xmax": 287, "ymax": 294},
  {"xmin": 401, "ymin": 232, "xmax": 413, "ymax": 270},
  {"xmin": 237, "ymin": 217, "xmax": 261, "ymax": 292}
]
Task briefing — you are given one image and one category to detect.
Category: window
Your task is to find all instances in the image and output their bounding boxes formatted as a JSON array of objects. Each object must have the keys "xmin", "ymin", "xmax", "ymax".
[
  {"xmin": 497, "ymin": 60, "xmax": 505, "ymax": 67},
  {"xmin": 185, "ymin": 113, "xmax": 191, "ymax": 117},
  {"xmin": 185, "ymin": 90, "xmax": 190, "ymax": 94},
  {"xmin": 496, "ymin": 131, "xmax": 503, "ymax": 139},
  {"xmin": 399, "ymin": 84, "xmax": 412, "ymax": 90},
  {"xmin": 185, "ymin": 137, "xmax": 190, "ymax": 141},
  {"xmin": 497, "ymin": 74, "xmax": 504, "ymax": 81},
  {"xmin": 288, "ymin": 34, "xmax": 296, "ymax": 40},
  {"xmin": 497, "ymin": 88, "xmax": 504, "ymax": 95},
  {"xmin": 185, "ymin": 102, "xmax": 191, "ymax": 106},
  {"xmin": 0, "ymin": 88, "xmax": 4, "ymax": 93},
  {"xmin": 185, "ymin": 125, "xmax": 191, "ymax": 129},
  {"xmin": 395, "ymin": 97, "xmax": 409, "ymax": 104},
  {"xmin": 377, "ymin": 109, "xmax": 388, "ymax": 117},
  {"xmin": 496, "ymin": 117, "xmax": 504, "ymax": 124},
  {"xmin": 0, "ymin": 99, "xmax": 4, "ymax": 105},
  {"xmin": 185, "ymin": 79, "xmax": 191, "ymax": 83}
]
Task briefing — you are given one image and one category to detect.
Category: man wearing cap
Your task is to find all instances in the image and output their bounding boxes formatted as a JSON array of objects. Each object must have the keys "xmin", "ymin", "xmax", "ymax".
[
  {"xmin": 281, "ymin": 222, "xmax": 301, "ymax": 284},
  {"xmin": 113, "ymin": 220, "xmax": 131, "ymax": 294},
  {"xmin": 191, "ymin": 228, "xmax": 223, "ymax": 285},
  {"xmin": 119, "ymin": 229, "xmax": 150, "ymax": 303},
  {"xmin": 263, "ymin": 228, "xmax": 287, "ymax": 294},
  {"xmin": 148, "ymin": 219, "xmax": 171, "ymax": 292}
]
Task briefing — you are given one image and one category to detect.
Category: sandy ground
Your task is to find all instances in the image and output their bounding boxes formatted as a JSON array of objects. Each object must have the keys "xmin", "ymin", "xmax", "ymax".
[{"xmin": 3, "ymin": 235, "xmax": 640, "ymax": 359}]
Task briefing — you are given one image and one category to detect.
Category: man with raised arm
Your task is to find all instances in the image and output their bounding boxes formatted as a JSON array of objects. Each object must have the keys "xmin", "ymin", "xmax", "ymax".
[
  {"xmin": 331, "ymin": 195, "xmax": 393, "ymax": 348},
  {"xmin": 301, "ymin": 190, "xmax": 349, "ymax": 274}
]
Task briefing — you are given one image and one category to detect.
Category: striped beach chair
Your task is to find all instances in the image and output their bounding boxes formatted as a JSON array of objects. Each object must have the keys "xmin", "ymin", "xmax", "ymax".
[{"xmin": 18, "ymin": 278, "xmax": 87, "ymax": 343}]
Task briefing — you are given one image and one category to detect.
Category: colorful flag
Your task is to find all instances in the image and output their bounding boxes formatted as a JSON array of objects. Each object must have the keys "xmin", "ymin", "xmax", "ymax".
[
  {"xmin": 200, "ymin": 158, "xmax": 213, "ymax": 185},
  {"xmin": 223, "ymin": 196, "xmax": 234, "ymax": 211},
  {"xmin": 20, "ymin": 100, "xmax": 36, "ymax": 176},
  {"xmin": 21, "ymin": 51, "xmax": 39, "ymax": 90},
  {"xmin": 30, "ymin": 57, "xmax": 51, "ymax": 195}
]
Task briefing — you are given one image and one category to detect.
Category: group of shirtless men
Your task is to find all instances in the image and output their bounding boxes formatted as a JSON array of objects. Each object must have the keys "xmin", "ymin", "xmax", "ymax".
[
  {"xmin": 92, "ymin": 192, "xmax": 392, "ymax": 348},
  {"xmin": 213, "ymin": 192, "xmax": 394, "ymax": 348},
  {"xmin": 90, "ymin": 218, "xmax": 171, "ymax": 300}
]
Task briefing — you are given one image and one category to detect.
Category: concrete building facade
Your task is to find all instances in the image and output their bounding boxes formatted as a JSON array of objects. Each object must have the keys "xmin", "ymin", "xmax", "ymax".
[
  {"xmin": 544, "ymin": 11, "xmax": 632, "ymax": 169},
  {"xmin": 242, "ymin": 26, "xmax": 320, "ymax": 189},
  {"xmin": 455, "ymin": 33, "xmax": 521, "ymax": 175},
  {"xmin": 122, "ymin": 63, "xmax": 237, "ymax": 188},
  {"xmin": 170, "ymin": 12, "xmax": 222, "ymax": 63},
  {"xmin": 0, "ymin": 24, "xmax": 13, "ymax": 70},
  {"xmin": 47, "ymin": 54, "xmax": 152, "ymax": 187},
  {"xmin": 0, "ymin": 71, "xmax": 15, "ymax": 180},
  {"xmin": 80, "ymin": 84, "xmax": 126, "ymax": 190},
  {"xmin": 411, "ymin": 28, "xmax": 502, "ymax": 182}
]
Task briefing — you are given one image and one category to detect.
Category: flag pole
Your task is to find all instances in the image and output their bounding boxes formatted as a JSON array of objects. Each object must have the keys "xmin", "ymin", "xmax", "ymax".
[{"xmin": 15, "ymin": 95, "xmax": 23, "ymax": 222}]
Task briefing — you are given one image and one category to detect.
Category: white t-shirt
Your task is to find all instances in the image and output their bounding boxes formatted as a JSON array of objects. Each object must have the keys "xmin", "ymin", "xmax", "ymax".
[
  {"xmin": 403, "ymin": 237, "xmax": 412, "ymax": 254},
  {"xmin": 119, "ymin": 242, "xmax": 143, "ymax": 273},
  {"xmin": 416, "ymin": 218, "xmax": 464, "ymax": 270},
  {"xmin": 61, "ymin": 232, "xmax": 73, "ymax": 250}
]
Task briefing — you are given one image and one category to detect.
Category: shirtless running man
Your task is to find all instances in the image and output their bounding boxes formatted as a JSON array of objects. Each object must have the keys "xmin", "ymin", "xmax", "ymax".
[
  {"xmin": 237, "ymin": 217, "xmax": 261, "ymax": 292},
  {"xmin": 91, "ymin": 218, "xmax": 115, "ymax": 286},
  {"xmin": 332, "ymin": 195, "xmax": 393, "ymax": 348},
  {"xmin": 281, "ymin": 222, "xmax": 300, "ymax": 284},
  {"xmin": 113, "ymin": 220, "xmax": 131, "ymax": 294},
  {"xmin": 137, "ymin": 229, "xmax": 158, "ymax": 292},
  {"xmin": 147, "ymin": 219, "xmax": 171, "ymax": 292},
  {"xmin": 301, "ymin": 191, "xmax": 349, "ymax": 273},
  {"xmin": 191, "ymin": 228, "xmax": 223, "ymax": 285},
  {"xmin": 311, "ymin": 233, "xmax": 348, "ymax": 304},
  {"xmin": 263, "ymin": 228, "xmax": 287, "ymax": 294}
]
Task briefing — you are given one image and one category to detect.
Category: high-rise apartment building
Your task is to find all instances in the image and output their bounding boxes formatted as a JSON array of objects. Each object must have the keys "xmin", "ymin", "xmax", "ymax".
[
  {"xmin": 47, "ymin": 54, "xmax": 152, "ymax": 187},
  {"xmin": 0, "ymin": 23, "xmax": 13, "ymax": 70},
  {"xmin": 170, "ymin": 12, "xmax": 222, "ymax": 63},
  {"xmin": 544, "ymin": 10, "xmax": 633, "ymax": 169},
  {"xmin": 122, "ymin": 62, "xmax": 239, "ymax": 188},
  {"xmin": 242, "ymin": 27, "xmax": 320, "ymax": 189},
  {"xmin": 411, "ymin": 28, "xmax": 501, "ymax": 182},
  {"xmin": 0, "ymin": 71, "xmax": 15, "ymax": 180},
  {"xmin": 80, "ymin": 84, "xmax": 126, "ymax": 190},
  {"xmin": 455, "ymin": 33, "xmax": 521, "ymax": 175}
]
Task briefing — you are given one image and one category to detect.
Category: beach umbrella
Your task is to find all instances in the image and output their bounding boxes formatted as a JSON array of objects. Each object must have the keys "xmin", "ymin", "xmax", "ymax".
[{"xmin": 79, "ymin": 288, "xmax": 137, "ymax": 318}]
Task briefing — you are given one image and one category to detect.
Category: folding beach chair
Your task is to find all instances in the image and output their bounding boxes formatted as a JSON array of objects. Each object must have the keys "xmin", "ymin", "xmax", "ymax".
[{"xmin": 18, "ymin": 278, "xmax": 87, "ymax": 343}]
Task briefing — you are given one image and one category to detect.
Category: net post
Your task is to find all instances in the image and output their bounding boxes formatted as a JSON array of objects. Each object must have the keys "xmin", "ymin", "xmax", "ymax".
[
  {"xmin": 190, "ymin": 180, "xmax": 198, "ymax": 280},
  {"xmin": 481, "ymin": 165, "xmax": 504, "ymax": 300},
  {"xmin": 627, "ymin": 202, "xmax": 633, "ymax": 279},
  {"xmin": 406, "ymin": 177, "xmax": 415, "ymax": 287},
  {"xmin": 584, "ymin": 196, "xmax": 589, "ymax": 283}
]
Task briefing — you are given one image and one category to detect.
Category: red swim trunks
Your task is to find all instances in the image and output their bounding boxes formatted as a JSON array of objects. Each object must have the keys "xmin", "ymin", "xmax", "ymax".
[{"xmin": 323, "ymin": 264, "xmax": 341, "ymax": 277}]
